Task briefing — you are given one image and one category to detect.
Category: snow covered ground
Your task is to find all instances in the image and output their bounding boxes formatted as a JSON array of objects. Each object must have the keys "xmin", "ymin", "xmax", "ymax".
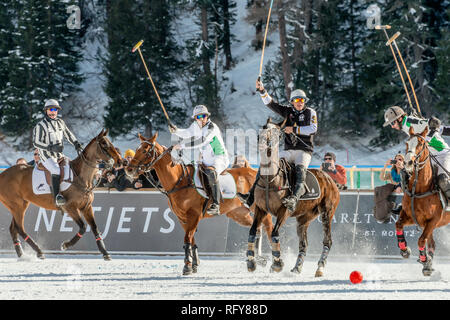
[{"xmin": 0, "ymin": 253, "xmax": 448, "ymax": 300}]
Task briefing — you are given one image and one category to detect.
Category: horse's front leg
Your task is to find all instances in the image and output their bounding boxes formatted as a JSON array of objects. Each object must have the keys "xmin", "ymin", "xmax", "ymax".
[
  {"xmin": 247, "ymin": 206, "xmax": 266, "ymax": 272},
  {"xmin": 82, "ymin": 204, "xmax": 111, "ymax": 261},
  {"xmin": 395, "ymin": 209, "xmax": 412, "ymax": 259},
  {"xmin": 418, "ymin": 220, "xmax": 439, "ymax": 276},
  {"xmin": 270, "ymin": 209, "xmax": 288, "ymax": 273},
  {"xmin": 182, "ymin": 214, "xmax": 201, "ymax": 276},
  {"xmin": 61, "ymin": 206, "xmax": 86, "ymax": 251}
]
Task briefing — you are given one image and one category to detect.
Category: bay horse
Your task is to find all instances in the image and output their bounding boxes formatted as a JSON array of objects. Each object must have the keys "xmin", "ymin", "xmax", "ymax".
[
  {"xmin": 396, "ymin": 127, "xmax": 450, "ymax": 276},
  {"xmin": 125, "ymin": 133, "xmax": 274, "ymax": 275},
  {"xmin": 247, "ymin": 118, "xmax": 340, "ymax": 276},
  {"xmin": 0, "ymin": 129, "xmax": 122, "ymax": 260}
]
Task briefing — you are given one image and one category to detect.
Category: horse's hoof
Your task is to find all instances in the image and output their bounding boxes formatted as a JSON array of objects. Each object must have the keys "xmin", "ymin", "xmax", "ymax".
[
  {"xmin": 192, "ymin": 265, "xmax": 198, "ymax": 273},
  {"xmin": 422, "ymin": 267, "xmax": 434, "ymax": 277},
  {"xmin": 270, "ymin": 260, "xmax": 284, "ymax": 273},
  {"xmin": 290, "ymin": 265, "xmax": 302, "ymax": 274},
  {"xmin": 247, "ymin": 259, "xmax": 257, "ymax": 272},
  {"xmin": 400, "ymin": 247, "xmax": 411, "ymax": 259},
  {"xmin": 37, "ymin": 253, "xmax": 45, "ymax": 260},
  {"xmin": 183, "ymin": 264, "xmax": 193, "ymax": 276},
  {"xmin": 315, "ymin": 266, "xmax": 324, "ymax": 277},
  {"xmin": 103, "ymin": 254, "xmax": 112, "ymax": 261},
  {"xmin": 61, "ymin": 242, "xmax": 69, "ymax": 251}
]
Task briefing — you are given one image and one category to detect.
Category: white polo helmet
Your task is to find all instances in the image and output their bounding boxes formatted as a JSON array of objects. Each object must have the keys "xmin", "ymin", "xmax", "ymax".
[
  {"xmin": 44, "ymin": 99, "xmax": 62, "ymax": 110},
  {"xmin": 290, "ymin": 89, "xmax": 309, "ymax": 103},
  {"xmin": 192, "ymin": 104, "xmax": 210, "ymax": 119},
  {"xmin": 383, "ymin": 106, "xmax": 405, "ymax": 127}
]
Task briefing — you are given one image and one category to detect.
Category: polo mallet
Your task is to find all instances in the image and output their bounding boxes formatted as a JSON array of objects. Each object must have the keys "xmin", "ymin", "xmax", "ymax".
[
  {"xmin": 375, "ymin": 25, "xmax": 422, "ymax": 117},
  {"xmin": 258, "ymin": 0, "xmax": 275, "ymax": 82},
  {"xmin": 132, "ymin": 40, "xmax": 173, "ymax": 126}
]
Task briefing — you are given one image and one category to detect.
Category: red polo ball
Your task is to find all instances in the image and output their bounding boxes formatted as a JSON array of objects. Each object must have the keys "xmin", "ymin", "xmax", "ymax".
[{"xmin": 349, "ymin": 271, "xmax": 363, "ymax": 284}]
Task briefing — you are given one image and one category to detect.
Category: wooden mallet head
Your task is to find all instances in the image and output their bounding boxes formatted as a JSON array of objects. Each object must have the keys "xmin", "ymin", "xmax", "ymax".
[{"xmin": 132, "ymin": 40, "xmax": 144, "ymax": 53}]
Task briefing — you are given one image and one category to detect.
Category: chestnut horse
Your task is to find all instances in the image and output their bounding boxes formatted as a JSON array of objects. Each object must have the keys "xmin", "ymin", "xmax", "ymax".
[
  {"xmin": 247, "ymin": 118, "xmax": 340, "ymax": 276},
  {"xmin": 0, "ymin": 129, "xmax": 122, "ymax": 260},
  {"xmin": 125, "ymin": 133, "xmax": 273, "ymax": 275},
  {"xmin": 396, "ymin": 128, "xmax": 450, "ymax": 276}
]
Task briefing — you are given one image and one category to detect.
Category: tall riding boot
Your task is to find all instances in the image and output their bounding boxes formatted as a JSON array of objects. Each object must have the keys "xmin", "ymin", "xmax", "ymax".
[
  {"xmin": 205, "ymin": 169, "xmax": 221, "ymax": 215},
  {"xmin": 236, "ymin": 168, "xmax": 260, "ymax": 207},
  {"xmin": 282, "ymin": 165, "xmax": 307, "ymax": 212},
  {"xmin": 51, "ymin": 174, "xmax": 66, "ymax": 206},
  {"xmin": 437, "ymin": 173, "xmax": 450, "ymax": 201}
]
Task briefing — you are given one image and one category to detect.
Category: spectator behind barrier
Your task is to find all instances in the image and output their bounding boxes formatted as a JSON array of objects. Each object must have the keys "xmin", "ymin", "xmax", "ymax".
[
  {"xmin": 101, "ymin": 149, "xmax": 142, "ymax": 191},
  {"xmin": 16, "ymin": 158, "xmax": 27, "ymax": 165},
  {"xmin": 374, "ymin": 152, "xmax": 405, "ymax": 223},
  {"xmin": 231, "ymin": 154, "xmax": 251, "ymax": 168},
  {"xmin": 320, "ymin": 152, "xmax": 347, "ymax": 190},
  {"xmin": 27, "ymin": 149, "xmax": 41, "ymax": 166},
  {"xmin": 379, "ymin": 153, "xmax": 404, "ymax": 193}
]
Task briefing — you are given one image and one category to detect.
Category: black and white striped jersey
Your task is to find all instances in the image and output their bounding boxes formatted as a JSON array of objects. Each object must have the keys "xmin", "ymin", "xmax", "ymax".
[{"xmin": 33, "ymin": 117, "xmax": 79, "ymax": 161}]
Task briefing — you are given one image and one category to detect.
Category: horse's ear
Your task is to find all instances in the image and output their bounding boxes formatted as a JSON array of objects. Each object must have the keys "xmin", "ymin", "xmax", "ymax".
[
  {"xmin": 266, "ymin": 117, "xmax": 272, "ymax": 125},
  {"xmin": 138, "ymin": 133, "xmax": 146, "ymax": 141},
  {"xmin": 150, "ymin": 132, "xmax": 158, "ymax": 142},
  {"xmin": 104, "ymin": 128, "xmax": 109, "ymax": 136},
  {"xmin": 409, "ymin": 126, "xmax": 415, "ymax": 136},
  {"xmin": 421, "ymin": 126, "xmax": 428, "ymax": 138}
]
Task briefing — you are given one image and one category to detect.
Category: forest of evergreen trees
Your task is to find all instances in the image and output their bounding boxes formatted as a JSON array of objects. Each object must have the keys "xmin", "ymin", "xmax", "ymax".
[{"xmin": 0, "ymin": 0, "xmax": 448, "ymax": 150}]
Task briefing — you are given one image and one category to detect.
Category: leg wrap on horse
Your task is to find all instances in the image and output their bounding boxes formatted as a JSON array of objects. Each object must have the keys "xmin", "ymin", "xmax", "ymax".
[
  {"xmin": 282, "ymin": 165, "xmax": 307, "ymax": 211},
  {"xmin": 396, "ymin": 229, "xmax": 407, "ymax": 250}
]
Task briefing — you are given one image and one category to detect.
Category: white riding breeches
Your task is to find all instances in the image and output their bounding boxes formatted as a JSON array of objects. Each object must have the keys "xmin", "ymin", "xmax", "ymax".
[
  {"xmin": 203, "ymin": 155, "xmax": 230, "ymax": 176},
  {"xmin": 42, "ymin": 157, "xmax": 61, "ymax": 175},
  {"xmin": 280, "ymin": 149, "xmax": 312, "ymax": 168},
  {"xmin": 432, "ymin": 149, "xmax": 450, "ymax": 177}
]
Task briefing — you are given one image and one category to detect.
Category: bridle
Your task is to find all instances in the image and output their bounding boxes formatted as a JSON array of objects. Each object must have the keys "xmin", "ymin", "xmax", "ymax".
[
  {"xmin": 77, "ymin": 136, "xmax": 117, "ymax": 169},
  {"xmin": 127, "ymin": 141, "xmax": 173, "ymax": 174}
]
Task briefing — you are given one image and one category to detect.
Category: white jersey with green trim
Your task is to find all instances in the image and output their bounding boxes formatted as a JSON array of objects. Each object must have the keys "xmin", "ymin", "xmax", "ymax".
[
  {"xmin": 401, "ymin": 115, "xmax": 450, "ymax": 156},
  {"xmin": 172, "ymin": 120, "xmax": 229, "ymax": 168}
]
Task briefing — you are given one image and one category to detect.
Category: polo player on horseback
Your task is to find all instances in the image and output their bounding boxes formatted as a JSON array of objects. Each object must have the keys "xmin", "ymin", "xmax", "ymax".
[
  {"xmin": 32, "ymin": 99, "xmax": 83, "ymax": 206},
  {"xmin": 384, "ymin": 106, "xmax": 450, "ymax": 201},
  {"xmin": 238, "ymin": 79, "xmax": 318, "ymax": 212},
  {"xmin": 169, "ymin": 105, "xmax": 229, "ymax": 215}
]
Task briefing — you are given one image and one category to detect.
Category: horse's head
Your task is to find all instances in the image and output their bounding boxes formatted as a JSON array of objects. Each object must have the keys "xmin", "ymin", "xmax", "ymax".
[
  {"xmin": 258, "ymin": 117, "xmax": 286, "ymax": 175},
  {"xmin": 83, "ymin": 129, "xmax": 123, "ymax": 168},
  {"xmin": 125, "ymin": 132, "xmax": 162, "ymax": 179},
  {"xmin": 404, "ymin": 127, "xmax": 429, "ymax": 174}
]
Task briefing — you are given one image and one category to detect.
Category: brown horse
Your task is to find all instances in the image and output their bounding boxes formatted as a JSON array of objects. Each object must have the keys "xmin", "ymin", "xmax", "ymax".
[
  {"xmin": 0, "ymin": 129, "xmax": 122, "ymax": 260},
  {"xmin": 396, "ymin": 127, "xmax": 450, "ymax": 276},
  {"xmin": 125, "ymin": 133, "xmax": 273, "ymax": 275},
  {"xmin": 247, "ymin": 118, "xmax": 340, "ymax": 276}
]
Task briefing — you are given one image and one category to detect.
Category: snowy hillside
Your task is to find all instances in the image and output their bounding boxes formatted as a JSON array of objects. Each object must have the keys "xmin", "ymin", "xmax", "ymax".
[{"xmin": 0, "ymin": 0, "xmax": 447, "ymax": 168}]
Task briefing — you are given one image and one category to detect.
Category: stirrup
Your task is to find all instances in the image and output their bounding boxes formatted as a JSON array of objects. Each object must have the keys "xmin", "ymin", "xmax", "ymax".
[{"xmin": 207, "ymin": 203, "xmax": 220, "ymax": 216}]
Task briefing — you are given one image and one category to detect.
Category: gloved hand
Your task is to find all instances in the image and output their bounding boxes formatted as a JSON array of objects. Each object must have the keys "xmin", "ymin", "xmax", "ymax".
[
  {"xmin": 48, "ymin": 144, "xmax": 63, "ymax": 153},
  {"xmin": 256, "ymin": 78, "xmax": 265, "ymax": 93},
  {"xmin": 168, "ymin": 123, "xmax": 178, "ymax": 134},
  {"xmin": 74, "ymin": 141, "xmax": 83, "ymax": 153},
  {"xmin": 428, "ymin": 116, "xmax": 441, "ymax": 131}
]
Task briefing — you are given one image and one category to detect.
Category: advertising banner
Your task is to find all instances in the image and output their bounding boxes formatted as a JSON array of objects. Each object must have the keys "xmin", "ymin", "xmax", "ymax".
[{"xmin": 0, "ymin": 190, "xmax": 448, "ymax": 257}]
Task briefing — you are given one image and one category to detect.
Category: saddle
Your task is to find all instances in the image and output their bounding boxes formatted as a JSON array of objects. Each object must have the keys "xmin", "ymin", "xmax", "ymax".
[
  {"xmin": 32, "ymin": 158, "xmax": 73, "ymax": 195},
  {"xmin": 280, "ymin": 159, "xmax": 321, "ymax": 201},
  {"xmin": 193, "ymin": 164, "xmax": 237, "ymax": 200}
]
